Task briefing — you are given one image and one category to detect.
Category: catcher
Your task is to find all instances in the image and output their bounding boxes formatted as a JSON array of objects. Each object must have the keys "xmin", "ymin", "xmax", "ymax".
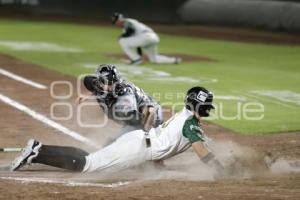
[
  {"xmin": 112, "ymin": 12, "xmax": 181, "ymax": 65},
  {"xmin": 77, "ymin": 64, "xmax": 163, "ymax": 137},
  {"xmin": 11, "ymin": 86, "xmax": 224, "ymax": 177}
]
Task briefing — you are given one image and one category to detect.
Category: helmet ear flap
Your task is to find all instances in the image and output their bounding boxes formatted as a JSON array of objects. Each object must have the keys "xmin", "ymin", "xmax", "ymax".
[{"xmin": 184, "ymin": 99, "xmax": 193, "ymax": 111}]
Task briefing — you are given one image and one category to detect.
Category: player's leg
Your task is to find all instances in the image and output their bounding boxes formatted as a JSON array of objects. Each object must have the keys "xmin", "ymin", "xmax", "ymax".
[
  {"xmin": 119, "ymin": 37, "xmax": 142, "ymax": 63},
  {"xmin": 145, "ymin": 45, "xmax": 179, "ymax": 64},
  {"xmin": 32, "ymin": 144, "xmax": 88, "ymax": 171},
  {"xmin": 119, "ymin": 33, "xmax": 158, "ymax": 64},
  {"xmin": 11, "ymin": 130, "xmax": 150, "ymax": 172},
  {"xmin": 142, "ymin": 32, "xmax": 181, "ymax": 64},
  {"xmin": 83, "ymin": 130, "xmax": 151, "ymax": 172},
  {"xmin": 11, "ymin": 139, "xmax": 88, "ymax": 172}
]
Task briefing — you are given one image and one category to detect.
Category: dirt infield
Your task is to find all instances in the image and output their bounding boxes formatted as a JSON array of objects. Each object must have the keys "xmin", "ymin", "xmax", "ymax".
[{"xmin": 0, "ymin": 54, "xmax": 300, "ymax": 200}]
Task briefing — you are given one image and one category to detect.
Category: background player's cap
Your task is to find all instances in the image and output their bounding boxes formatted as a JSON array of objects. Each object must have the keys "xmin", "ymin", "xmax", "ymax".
[{"xmin": 112, "ymin": 12, "xmax": 124, "ymax": 24}]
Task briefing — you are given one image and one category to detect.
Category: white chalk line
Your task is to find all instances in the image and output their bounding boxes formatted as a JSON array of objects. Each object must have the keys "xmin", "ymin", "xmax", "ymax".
[
  {"xmin": 0, "ymin": 93, "xmax": 97, "ymax": 147},
  {"xmin": 0, "ymin": 176, "xmax": 131, "ymax": 188},
  {"xmin": 0, "ymin": 40, "xmax": 83, "ymax": 53},
  {"xmin": 242, "ymin": 93, "xmax": 297, "ymax": 109},
  {"xmin": 251, "ymin": 90, "xmax": 300, "ymax": 106},
  {"xmin": 83, "ymin": 63, "xmax": 218, "ymax": 84},
  {"xmin": 215, "ymin": 95, "xmax": 247, "ymax": 101},
  {"xmin": 0, "ymin": 68, "xmax": 47, "ymax": 89}
]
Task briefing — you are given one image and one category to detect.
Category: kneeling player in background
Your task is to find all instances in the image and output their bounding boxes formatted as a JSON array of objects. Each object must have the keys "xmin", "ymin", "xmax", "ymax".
[{"xmin": 112, "ymin": 12, "xmax": 181, "ymax": 65}]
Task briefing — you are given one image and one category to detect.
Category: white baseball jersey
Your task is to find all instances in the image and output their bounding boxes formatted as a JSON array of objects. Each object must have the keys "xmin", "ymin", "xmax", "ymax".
[
  {"xmin": 83, "ymin": 108, "xmax": 206, "ymax": 172},
  {"xmin": 118, "ymin": 18, "xmax": 177, "ymax": 64},
  {"xmin": 123, "ymin": 18, "xmax": 154, "ymax": 35},
  {"xmin": 150, "ymin": 108, "xmax": 195, "ymax": 160}
]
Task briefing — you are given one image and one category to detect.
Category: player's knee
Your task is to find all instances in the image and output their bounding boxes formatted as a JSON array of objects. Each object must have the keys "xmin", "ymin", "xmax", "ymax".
[{"xmin": 118, "ymin": 38, "xmax": 126, "ymax": 47}]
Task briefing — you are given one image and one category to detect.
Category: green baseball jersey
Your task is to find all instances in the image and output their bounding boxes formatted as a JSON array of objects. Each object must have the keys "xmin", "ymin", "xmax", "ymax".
[{"xmin": 182, "ymin": 115, "xmax": 205, "ymax": 143}]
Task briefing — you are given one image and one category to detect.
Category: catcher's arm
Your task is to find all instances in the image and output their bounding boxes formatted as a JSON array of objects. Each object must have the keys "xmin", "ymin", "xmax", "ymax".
[
  {"xmin": 192, "ymin": 141, "xmax": 224, "ymax": 173},
  {"xmin": 141, "ymin": 106, "xmax": 156, "ymax": 132},
  {"xmin": 76, "ymin": 75, "xmax": 101, "ymax": 105}
]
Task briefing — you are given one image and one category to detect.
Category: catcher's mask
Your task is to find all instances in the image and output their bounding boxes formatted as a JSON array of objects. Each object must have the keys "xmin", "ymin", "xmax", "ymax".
[
  {"xmin": 96, "ymin": 64, "xmax": 121, "ymax": 85},
  {"xmin": 185, "ymin": 86, "xmax": 214, "ymax": 117},
  {"xmin": 112, "ymin": 12, "xmax": 124, "ymax": 24}
]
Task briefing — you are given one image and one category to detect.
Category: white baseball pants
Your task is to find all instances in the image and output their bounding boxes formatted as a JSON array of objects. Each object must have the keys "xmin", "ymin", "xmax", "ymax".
[
  {"xmin": 119, "ymin": 32, "xmax": 177, "ymax": 64},
  {"xmin": 83, "ymin": 130, "xmax": 151, "ymax": 172}
]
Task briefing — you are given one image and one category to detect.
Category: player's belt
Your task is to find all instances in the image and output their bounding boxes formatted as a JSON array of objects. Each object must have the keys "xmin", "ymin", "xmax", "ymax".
[
  {"xmin": 145, "ymin": 138, "xmax": 151, "ymax": 148},
  {"xmin": 145, "ymin": 132, "xmax": 151, "ymax": 148}
]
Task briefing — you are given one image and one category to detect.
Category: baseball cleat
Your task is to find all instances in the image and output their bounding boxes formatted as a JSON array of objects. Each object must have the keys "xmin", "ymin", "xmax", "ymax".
[
  {"xmin": 129, "ymin": 58, "xmax": 143, "ymax": 65},
  {"xmin": 10, "ymin": 139, "xmax": 42, "ymax": 171}
]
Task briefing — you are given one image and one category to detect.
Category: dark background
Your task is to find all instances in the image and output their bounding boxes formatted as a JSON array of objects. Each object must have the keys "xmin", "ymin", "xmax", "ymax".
[{"xmin": 1, "ymin": 0, "xmax": 300, "ymax": 32}]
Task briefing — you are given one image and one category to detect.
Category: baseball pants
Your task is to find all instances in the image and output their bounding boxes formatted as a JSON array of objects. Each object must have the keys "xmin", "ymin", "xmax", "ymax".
[
  {"xmin": 83, "ymin": 130, "xmax": 152, "ymax": 172},
  {"xmin": 119, "ymin": 32, "xmax": 177, "ymax": 64}
]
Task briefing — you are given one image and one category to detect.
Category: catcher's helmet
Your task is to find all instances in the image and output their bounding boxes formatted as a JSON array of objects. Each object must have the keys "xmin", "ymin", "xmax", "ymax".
[
  {"xmin": 185, "ymin": 86, "xmax": 214, "ymax": 117},
  {"xmin": 95, "ymin": 64, "xmax": 121, "ymax": 85},
  {"xmin": 112, "ymin": 12, "xmax": 124, "ymax": 24}
]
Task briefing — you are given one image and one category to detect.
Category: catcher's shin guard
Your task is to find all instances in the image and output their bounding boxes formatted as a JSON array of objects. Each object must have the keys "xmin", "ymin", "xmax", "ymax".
[{"xmin": 32, "ymin": 145, "xmax": 88, "ymax": 172}]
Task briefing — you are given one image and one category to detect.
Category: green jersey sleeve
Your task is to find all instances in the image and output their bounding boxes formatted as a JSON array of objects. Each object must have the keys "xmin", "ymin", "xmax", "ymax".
[{"xmin": 182, "ymin": 116, "xmax": 205, "ymax": 143}]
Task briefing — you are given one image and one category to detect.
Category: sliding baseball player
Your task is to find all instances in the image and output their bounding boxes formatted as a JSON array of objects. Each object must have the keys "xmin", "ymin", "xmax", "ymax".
[{"xmin": 11, "ymin": 86, "xmax": 223, "ymax": 176}]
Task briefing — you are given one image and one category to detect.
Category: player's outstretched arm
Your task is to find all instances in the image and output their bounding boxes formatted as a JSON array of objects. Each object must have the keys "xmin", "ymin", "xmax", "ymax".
[{"xmin": 192, "ymin": 141, "xmax": 224, "ymax": 174}]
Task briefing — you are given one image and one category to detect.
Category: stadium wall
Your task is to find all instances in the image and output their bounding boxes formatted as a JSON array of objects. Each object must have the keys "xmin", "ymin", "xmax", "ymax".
[
  {"xmin": 179, "ymin": 0, "xmax": 300, "ymax": 32},
  {"xmin": 1, "ymin": 0, "xmax": 300, "ymax": 32}
]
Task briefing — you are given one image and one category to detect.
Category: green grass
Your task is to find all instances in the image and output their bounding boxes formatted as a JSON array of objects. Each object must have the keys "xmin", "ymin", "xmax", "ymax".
[{"xmin": 0, "ymin": 18, "xmax": 300, "ymax": 134}]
